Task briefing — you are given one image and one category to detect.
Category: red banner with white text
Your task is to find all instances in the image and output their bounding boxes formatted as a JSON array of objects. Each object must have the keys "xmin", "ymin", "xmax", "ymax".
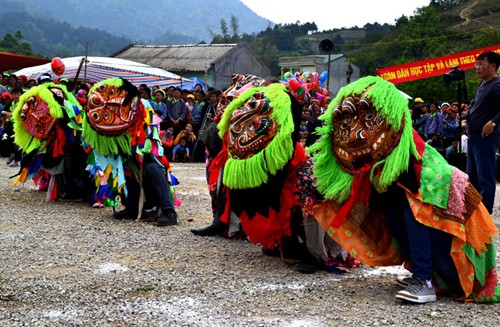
[{"xmin": 376, "ymin": 45, "xmax": 500, "ymax": 84}]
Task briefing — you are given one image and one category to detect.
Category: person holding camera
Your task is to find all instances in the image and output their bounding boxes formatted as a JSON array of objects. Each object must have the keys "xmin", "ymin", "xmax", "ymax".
[{"xmin": 461, "ymin": 51, "xmax": 500, "ymax": 213}]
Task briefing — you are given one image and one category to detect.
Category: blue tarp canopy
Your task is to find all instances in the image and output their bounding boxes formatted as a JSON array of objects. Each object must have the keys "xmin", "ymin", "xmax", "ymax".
[{"xmin": 184, "ymin": 77, "xmax": 210, "ymax": 90}]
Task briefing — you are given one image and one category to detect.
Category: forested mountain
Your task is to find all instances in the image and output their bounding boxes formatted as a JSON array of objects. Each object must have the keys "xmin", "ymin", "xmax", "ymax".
[
  {"xmin": 0, "ymin": 11, "xmax": 133, "ymax": 57},
  {"xmin": 0, "ymin": 0, "xmax": 271, "ymax": 45}
]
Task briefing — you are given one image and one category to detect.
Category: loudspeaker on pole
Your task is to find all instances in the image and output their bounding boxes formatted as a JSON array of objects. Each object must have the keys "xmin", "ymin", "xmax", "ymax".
[{"xmin": 319, "ymin": 39, "xmax": 334, "ymax": 53}]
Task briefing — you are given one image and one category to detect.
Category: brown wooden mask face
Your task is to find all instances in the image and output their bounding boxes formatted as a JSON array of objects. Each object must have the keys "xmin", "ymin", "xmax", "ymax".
[
  {"xmin": 227, "ymin": 91, "xmax": 279, "ymax": 159},
  {"xmin": 86, "ymin": 83, "xmax": 138, "ymax": 136},
  {"xmin": 20, "ymin": 95, "xmax": 57, "ymax": 139},
  {"xmin": 331, "ymin": 93, "xmax": 402, "ymax": 171}
]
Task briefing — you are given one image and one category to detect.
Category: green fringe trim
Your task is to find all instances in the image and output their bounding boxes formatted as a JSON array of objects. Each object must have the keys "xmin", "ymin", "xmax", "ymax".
[
  {"xmin": 13, "ymin": 85, "xmax": 64, "ymax": 154},
  {"xmin": 309, "ymin": 76, "xmax": 420, "ymax": 202},
  {"xmin": 218, "ymin": 83, "xmax": 295, "ymax": 189},
  {"xmin": 82, "ymin": 118, "xmax": 132, "ymax": 156}
]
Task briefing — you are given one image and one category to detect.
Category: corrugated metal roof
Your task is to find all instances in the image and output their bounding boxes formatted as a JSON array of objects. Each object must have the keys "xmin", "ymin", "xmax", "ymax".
[{"xmin": 113, "ymin": 44, "xmax": 239, "ymax": 72}]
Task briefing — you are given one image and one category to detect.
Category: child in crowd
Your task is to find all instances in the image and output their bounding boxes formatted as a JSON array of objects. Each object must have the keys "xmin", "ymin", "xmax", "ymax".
[
  {"xmin": 185, "ymin": 94, "xmax": 195, "ymax": 115},
  {"xmin": 172, "ymin": 123, "xmax": 196, "ymax": 162},
  {"xmin": 172, "ymin": 137, "xmax": 190, "ymax": 162}
]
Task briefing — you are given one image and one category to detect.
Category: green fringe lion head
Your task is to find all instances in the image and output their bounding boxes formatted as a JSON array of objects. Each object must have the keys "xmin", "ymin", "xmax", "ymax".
[
  {"xmin": 217, "ymin": 83, "xmax": 298, "ymax": 189},
  {"xmin": 308, "ymin": 76, "xmax": 420, "ymax": 203}
]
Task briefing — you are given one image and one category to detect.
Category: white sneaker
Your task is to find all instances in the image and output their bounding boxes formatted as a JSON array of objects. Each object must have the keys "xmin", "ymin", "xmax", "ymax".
[{"xmin": 396, "ymin": 278, "xmax": 436, "ymax": 303}]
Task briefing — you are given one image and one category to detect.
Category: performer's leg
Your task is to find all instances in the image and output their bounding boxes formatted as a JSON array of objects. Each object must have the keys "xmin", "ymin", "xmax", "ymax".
[
  {"xmin": 114, "ymin": 173, "xmax": 140, "ymax": 219},
  {"xmin": 395, "ymin": 202, "xmax": 436, "ymax": 303},
  {"xmin": 144, "ymin": 161, "xmax": 178, "ymax": 226}
]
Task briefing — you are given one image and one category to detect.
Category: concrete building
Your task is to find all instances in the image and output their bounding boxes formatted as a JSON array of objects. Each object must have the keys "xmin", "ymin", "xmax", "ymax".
[{"xmin": 112, "ymin": 43, "xmax": 270, "ymax": 91}]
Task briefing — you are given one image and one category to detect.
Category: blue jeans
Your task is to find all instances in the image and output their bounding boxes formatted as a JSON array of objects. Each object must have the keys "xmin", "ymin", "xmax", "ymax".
[
  {"xmin": 467, "ymin": 135, "xmax": 499, "ymax": 213},
  {"xmin": 386, "ymin": 200, "xmax": 460, "ymax": 289}
]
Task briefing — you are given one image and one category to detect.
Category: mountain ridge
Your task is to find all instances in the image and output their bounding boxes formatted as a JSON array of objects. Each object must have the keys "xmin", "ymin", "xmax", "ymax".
[{"xmin": 0, "ymin": 0, "xmax": 273, "ymax": 45}]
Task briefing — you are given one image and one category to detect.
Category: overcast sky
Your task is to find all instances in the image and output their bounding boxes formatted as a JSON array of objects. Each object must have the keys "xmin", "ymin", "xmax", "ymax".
[{"xmin": 240, "ymin": 0, "xmax": 431, "ymax": 31}]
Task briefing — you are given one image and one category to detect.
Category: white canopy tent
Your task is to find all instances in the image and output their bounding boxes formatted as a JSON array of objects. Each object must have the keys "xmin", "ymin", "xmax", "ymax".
[{"xmin": 15, "ymin": 56, "xmax": 195, "ymax": 89}]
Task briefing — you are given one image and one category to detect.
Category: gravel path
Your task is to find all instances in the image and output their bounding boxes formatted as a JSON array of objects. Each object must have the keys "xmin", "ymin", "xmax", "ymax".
[{"xmin": 0, "ymin": 162, "xmax": 499, "ymax": 326}]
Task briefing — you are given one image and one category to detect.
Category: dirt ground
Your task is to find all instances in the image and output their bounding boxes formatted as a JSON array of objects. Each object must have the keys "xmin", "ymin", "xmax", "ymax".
[{"xmin": 0, "ymin": 162, "xmax": 499, "ymax": 326}]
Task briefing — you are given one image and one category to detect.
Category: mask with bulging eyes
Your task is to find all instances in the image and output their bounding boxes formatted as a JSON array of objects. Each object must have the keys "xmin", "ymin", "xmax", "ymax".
[
  {"xmin": 331, "ymin": 92, "xmax": 403, "ymax": 172},
  {"xmin": 20, "ymin": 95, "xmax": 57, "ymax": 139},
  {"xmin": 86, "ymin": 83, "xmax": 138, "ymax": 136},
  {"xmin": 227, "ymin": 91, "xmax": 279, "ymax": 159}
]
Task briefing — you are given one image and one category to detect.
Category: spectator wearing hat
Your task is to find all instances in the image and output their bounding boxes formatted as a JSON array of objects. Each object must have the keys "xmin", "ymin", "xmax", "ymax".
[
  {"xmin": 17, "ymin": 75, "xmax": 28, "ymax": 91},
  {"xmin": 38, "ymin": 73, "xmax": 51, "ymax": 85},
  {"xmin": 185, "ymin": 93, "xmax": 195, "ymax": 113},
  {"xmin": 76, "ymin": 89, "xmax": 87, "ymax": 106},
  {"xmin": 0, "ymin": 92, "xmax": 13, "ymax": 112},
  {"xmin": 440, "ymin": 102, "xmax": 451, "ymax": 116},
  {"xmin": 412, "ymin": 97, "xmax": 425, "ymax": 121},
  {"xmin": 151, "ymin": 89, "xmax": 168, "ymax": 121}
]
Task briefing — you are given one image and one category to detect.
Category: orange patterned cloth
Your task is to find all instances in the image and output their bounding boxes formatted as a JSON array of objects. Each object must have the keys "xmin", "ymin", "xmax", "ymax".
[{"xmin": 312, "ymin": 183, "xmax": 498, "ymax": 301}]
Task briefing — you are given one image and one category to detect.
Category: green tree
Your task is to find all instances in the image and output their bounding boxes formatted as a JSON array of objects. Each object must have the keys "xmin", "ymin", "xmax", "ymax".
[
  {"xmin": 230, "ymin": 15, "xmax": 239, "ymax": 42},
  {"xmin": 220, "ymin": 19, "xmax": 230, "ymax": 42}
]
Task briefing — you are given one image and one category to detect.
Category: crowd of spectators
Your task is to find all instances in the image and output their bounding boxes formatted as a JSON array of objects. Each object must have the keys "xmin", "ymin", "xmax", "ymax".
[
  {"xmin": 137, "ymin": 83, "xmax": 220, "ymax": 162},
  {"xmin": 411, "ymin": 97, "xmax": 466, "ymax": 170},
  {"xmin": 0, "ymin": 71, "xmax": 222, "ymax": 165}
]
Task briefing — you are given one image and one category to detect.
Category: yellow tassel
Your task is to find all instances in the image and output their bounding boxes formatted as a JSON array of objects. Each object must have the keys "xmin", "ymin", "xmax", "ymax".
[{"xmin": 13, "ymin": 168, "xmax": 29, "ymax": 185}]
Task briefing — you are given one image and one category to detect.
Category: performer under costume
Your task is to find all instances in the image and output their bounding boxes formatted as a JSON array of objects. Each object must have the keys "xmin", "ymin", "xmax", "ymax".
[
  {"xmin": 12, "ymin": 83, "xmax": 87, "ymax": 201},
  {"xmin": 192, "ymin": 74, "xmax": 268, "ymax": 237},
  {"xmin": 82, "ymin": 78, "xmax": 179, "ymax": 225},
  {"xmin": 193, "ymin": 83, "xmax": 308, "ymax": 251},
  {"xmin": 308, "ymin": 76, "xmax": 499, "ymax": 303}
]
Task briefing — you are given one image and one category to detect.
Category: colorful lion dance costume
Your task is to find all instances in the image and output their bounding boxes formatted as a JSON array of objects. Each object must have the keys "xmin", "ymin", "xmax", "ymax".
[
  {"xmin": 193, "ymin": 82, "xmax": 308, "ymax": 251},
  {"xmin": 12, "ymin": 83, "xmax": 86, "ymax": 201},
  {"xmin": 308, "ymin": 76, "xmax": 499, "ymax": 302},
  {"xmin": 82, "ymin": 78, "xmax": 178, "ymax": 220}
]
